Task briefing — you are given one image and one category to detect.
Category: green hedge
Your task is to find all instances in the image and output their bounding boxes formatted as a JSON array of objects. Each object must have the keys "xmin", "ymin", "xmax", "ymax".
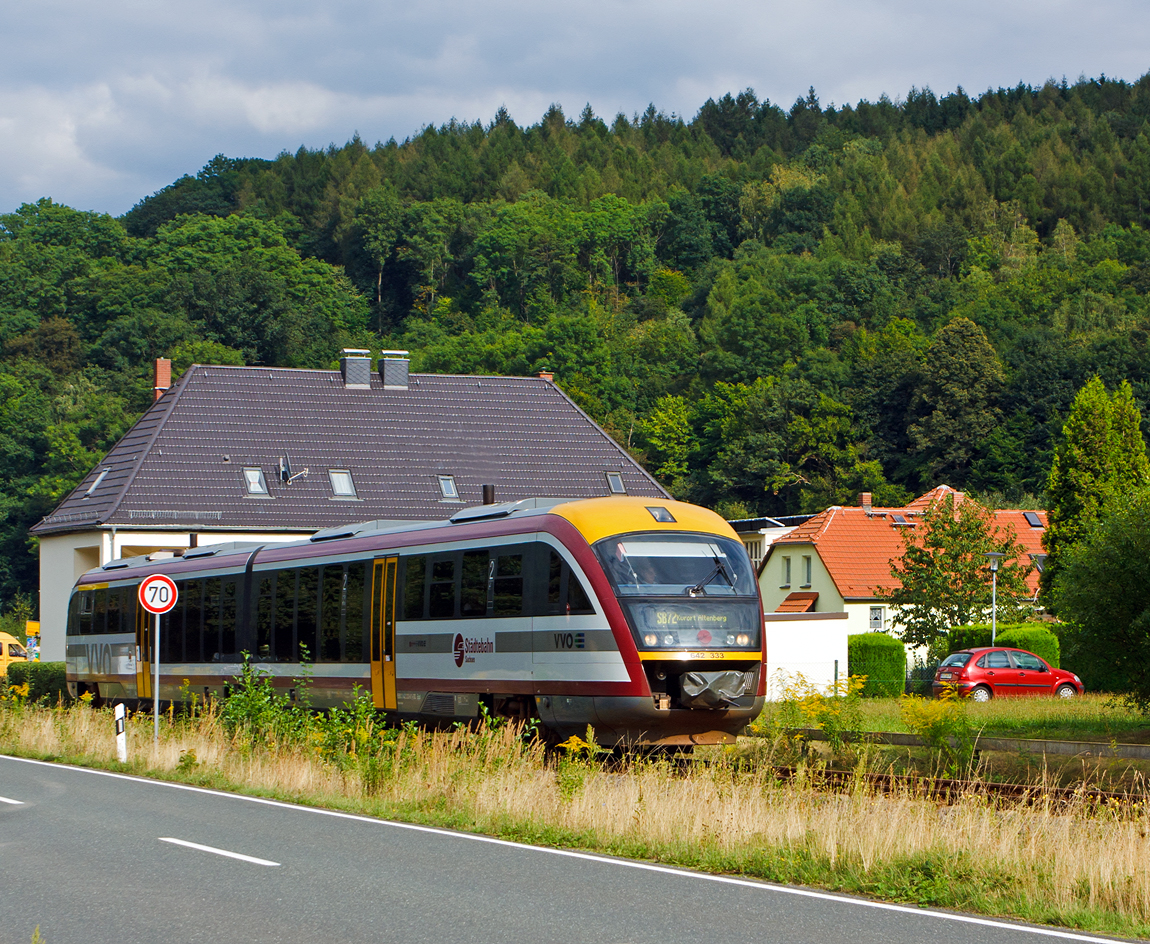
[
  {"xmin": 947, "ymin": 624, "xmax": 1060, "ymax": 667},
  {"xmin": 997, "ymin": 626, "xmax": 1060, "ymax": 668},
  {"xmin": 848, "ymin": 632, "xmax": 907, "ymax": 697},
  {"xmin": 6, "ymin": 662, "xmax": 68, "ymax": 704}
]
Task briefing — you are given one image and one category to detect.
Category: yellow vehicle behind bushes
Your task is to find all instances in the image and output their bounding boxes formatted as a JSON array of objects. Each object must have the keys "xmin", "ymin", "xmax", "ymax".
[{"xmin": 0, "ymin": 632, "xmax": 29, "ymax": 676}]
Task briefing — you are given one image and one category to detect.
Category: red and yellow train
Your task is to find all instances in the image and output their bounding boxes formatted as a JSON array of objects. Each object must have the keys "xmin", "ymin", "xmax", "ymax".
[{"xmin": 66, "ymin": 496, "xmax": 766, "ymax": 745}]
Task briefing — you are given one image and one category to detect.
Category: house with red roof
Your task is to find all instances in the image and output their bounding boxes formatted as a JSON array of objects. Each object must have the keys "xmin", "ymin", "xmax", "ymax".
[{"xmin": 758, "ymin": 486, "xmax": 1048, "ymax": 641}]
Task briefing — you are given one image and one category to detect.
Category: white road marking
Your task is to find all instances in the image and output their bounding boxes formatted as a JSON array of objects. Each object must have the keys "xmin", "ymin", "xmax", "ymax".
[
  {"xmin": 159, "ymin": 837, "xmax": 279, "ymax": 867},
  {"xmin": 0, "ymin": 795, "xmax": 24, "ymax": 805},
  {"xmin": 0, "ymin": 755, "xmax": 1127, "ymax": 943}
]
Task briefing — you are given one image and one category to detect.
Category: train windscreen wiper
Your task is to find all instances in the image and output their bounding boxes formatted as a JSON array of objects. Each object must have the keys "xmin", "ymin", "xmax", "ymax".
[{"xmin": 688, "ymin": 556, "xmax": 735, "ymax": 595}]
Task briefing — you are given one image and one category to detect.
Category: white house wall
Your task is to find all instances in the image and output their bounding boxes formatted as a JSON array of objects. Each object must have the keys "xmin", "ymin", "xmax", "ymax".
[{"xmin": 763, "ymin": 614, "xmax": 850, "ymax": 700}]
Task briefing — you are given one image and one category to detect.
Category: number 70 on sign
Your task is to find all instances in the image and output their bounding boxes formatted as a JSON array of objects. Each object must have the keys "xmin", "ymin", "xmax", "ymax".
[{"xmin": 138, "ymin": 574, "xmax": 178, "ymax": 614}]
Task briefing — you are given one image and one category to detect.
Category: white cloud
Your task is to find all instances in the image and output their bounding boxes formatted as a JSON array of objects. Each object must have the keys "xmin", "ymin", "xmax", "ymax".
[{"xmin": 2, "ymin": 0, "xmax": 1149, "ymax": 213}]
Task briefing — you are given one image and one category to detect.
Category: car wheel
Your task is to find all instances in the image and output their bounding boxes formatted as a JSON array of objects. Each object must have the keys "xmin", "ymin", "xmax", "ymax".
[
  {"xmin": 1056, "ymin": 684, "xmax": 1077, "ymax": 698},
  {"xmin": 970, "ymin": 685, "xmax": 993, "ymax": 702}
]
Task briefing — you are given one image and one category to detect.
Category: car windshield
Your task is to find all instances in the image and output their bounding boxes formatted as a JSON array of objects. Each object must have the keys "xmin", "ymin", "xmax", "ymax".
[
  {"xmin": 594, "ymin": 533, "xmax": 756, "ymax": 597},
  {"xmin": 940, "ymin": 652, "xmax": 971, "ymax": 667}
]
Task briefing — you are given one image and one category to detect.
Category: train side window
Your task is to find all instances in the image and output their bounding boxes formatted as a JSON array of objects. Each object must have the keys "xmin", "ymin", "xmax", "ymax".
[
  {"xmin": 461, "ymin": 550, "xmax": 489, "ymax": 618},
  {"xmin": 203, "ymin": 578, "xmax": 221, "ymax": 662},
  {"xmin": 567, "ymin": 572, "xmax": 594, "ymax": 615},
  {"xmin": 402, "ymin": 556, "xmax": 427, "ymax": 620},
  {"xmin": 184, "ymin": 580, "xmax": 203, "ymax": 662},
  {"xmin": 547, "ymin": 551, "xmax": 562, "ymax": 606},
  {"xmin": 106, "ymin": 587, "xmax": 122, "ymax": 635},
  {"xmin": 166, "ymin": 589, "xmax": 185, "ymax": 662},
  {"xmin": 221, "ymin": 580, "xmax": 238, "ymax": 661},
  {"xmin": 428, "ymin": 557, "xmax": 456, "ymax": 619},
  {"xmin": 77, "ymin": 591, "xmax": 93, "ymax": 635},
  {"xmin": 494, "ymin": 554, "xmax": 524, "ymax": 616},
  {"xmin": 92, "ymin": 588, "xmax": 107, "ymax": 635},
  {"xmin": 320, "ymin": 565, "xmax": 343, "ymax": 662},
  {"xmin": 68, "ymin": 593, "xmax": 81, "ymax": 636},
  {"xmin": 345, "ymin": 563, "xmax": 367, "ymax": 662},
  {"xmin": 296, "ymin": 568, "xmax": 319, "ymax": 661},
  {"xmin": 255, "ymin": 575, "xmax": 274, "ymax": 661},
  {"xmin": 274, "ymin": 571, "xmax": 296, "ymax": 662}
]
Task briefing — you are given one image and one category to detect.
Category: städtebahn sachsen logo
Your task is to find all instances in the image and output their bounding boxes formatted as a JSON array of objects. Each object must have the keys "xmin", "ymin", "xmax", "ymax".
[{"xmin": 453, "ymin": 634, "xmax": 494, "ymax": 667}]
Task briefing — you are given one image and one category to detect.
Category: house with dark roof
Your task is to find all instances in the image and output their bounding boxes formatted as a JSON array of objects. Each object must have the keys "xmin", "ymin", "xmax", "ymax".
[
  {"xmin": 32, "ymin": 351, "xmax": 668, "ymax": 660},
  {"xmin": 759, "ymin": 485, "xmax": 1048, "ymax": 636}
]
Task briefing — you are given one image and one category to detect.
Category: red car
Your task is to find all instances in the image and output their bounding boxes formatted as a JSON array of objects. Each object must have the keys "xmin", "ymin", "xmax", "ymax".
[{"xmin": 932, "ymin": 647, "xmax": 1083, "ymax": 701}]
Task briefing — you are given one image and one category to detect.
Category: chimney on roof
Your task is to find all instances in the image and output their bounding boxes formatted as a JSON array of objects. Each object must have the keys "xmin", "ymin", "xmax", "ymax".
[
  {"xmin": 154, "ymin": 358, "xmax": 171, "ymax": 401},
  {"xmin": 339, "ymin": 349, "xmax": 371, "ymax": 388},
  {"xmin": 380, "ymin": 350, "xmax": 410, "ymax": 390},
  {"xmin": 538, "ymin": 371, "xmax": 554, "ymax": 382},
  {"xmin": 482, "ymin": 484, "xmax": 495, "ymax": 505},
  {"xmin": 859, "ymin": 492, "xmax": 872, "ymax": 513}
]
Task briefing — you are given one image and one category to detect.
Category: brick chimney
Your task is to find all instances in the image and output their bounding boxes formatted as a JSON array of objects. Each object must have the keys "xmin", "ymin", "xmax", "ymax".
[
  {"xmin": 154, "ymin": 358, "xmax": 172, "ymax": 401},
  {"xmin": 537, "ymin": 371, "xmax": 554, "ymax": 382},
  {"xmin": 859, "ymin": 491, "xmax": 872, "ymax": 513}
]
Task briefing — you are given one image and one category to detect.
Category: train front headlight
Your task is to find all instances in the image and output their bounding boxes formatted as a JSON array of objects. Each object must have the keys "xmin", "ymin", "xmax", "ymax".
[
  {"xmin": 736, "ymin": 633, "xmax": 750, "ymax": 647},
  {"xmin": 663, "ymin": 634, "xmax": 675, "ymax": 646},
  {"xmin": 643, "ymin": 633, "xmax": 658, "ymax": 647},
  {"xmin": 725, "ymin": 633, "xmax": 736, "ymax": 645}
]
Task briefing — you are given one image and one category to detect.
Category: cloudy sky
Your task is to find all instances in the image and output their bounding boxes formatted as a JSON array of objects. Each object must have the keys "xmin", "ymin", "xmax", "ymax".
[{"xmin": 2, "ymin": 0, "xmax": 1148, "ymax": 216}]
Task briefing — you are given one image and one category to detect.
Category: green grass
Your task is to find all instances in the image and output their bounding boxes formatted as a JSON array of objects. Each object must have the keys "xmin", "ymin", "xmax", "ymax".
[{"xmin": 759, "ymin": 693, "xmax": 1150, "ymax": 742}]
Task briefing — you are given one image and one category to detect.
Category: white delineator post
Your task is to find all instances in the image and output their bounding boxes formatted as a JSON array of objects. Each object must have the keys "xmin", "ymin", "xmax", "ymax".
[{"xmin": 114, "ymin": 702, "xmax": 126, "ymax": 763}]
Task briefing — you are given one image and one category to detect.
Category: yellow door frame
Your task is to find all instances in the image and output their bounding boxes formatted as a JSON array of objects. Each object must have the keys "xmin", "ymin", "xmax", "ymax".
[
  {"xmin": 370, "ymin": 558, "xmax": 398, "ymax": 711},
  {"xmin": 135, "ymin": 601, "xmax": 152, "ymax": 700}
]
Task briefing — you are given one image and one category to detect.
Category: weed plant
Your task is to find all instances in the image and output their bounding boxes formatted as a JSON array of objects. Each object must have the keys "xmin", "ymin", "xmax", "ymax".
[{"xmin": 3, "ymin": 681, "xmax": 1150, "ymax": 938}]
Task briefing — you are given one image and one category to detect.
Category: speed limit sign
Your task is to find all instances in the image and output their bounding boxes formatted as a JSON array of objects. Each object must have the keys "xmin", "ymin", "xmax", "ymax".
[{"xmin": 138, "ymin": 573, "xmax": 178, "ymax": 614}]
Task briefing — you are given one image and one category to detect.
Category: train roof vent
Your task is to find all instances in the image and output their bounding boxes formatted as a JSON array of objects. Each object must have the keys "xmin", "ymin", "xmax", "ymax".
[
  {"xmin": 101, "ymin": 560, "xmax": 132, "ymax": 570},
  {"xmin": 182, "ymin": 546, "xmax": 223, "ymax": 559},
  {"xmin": 449, "ymin": 497, "xmax": 568, "ymax": 524},
  {"xmin": 311, "ymin": 523, "xmax": 369, "ymax": 542}
]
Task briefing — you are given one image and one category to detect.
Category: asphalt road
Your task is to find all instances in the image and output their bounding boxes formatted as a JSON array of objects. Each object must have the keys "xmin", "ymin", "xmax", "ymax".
[{"xmin": 0, "ymin": 754, "xmax": 1139, "ymax": 944}]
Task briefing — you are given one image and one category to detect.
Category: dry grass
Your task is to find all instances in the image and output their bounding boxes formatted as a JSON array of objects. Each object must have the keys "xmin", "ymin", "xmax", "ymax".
[{"xmin": 4, "ymin": 701, "xmax": 1150, "ymax": 938}]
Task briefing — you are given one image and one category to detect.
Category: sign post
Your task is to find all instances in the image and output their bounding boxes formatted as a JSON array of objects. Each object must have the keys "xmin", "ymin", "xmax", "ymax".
[{"xmin": 138, "ymin": 574, "xmax": 178, "ymax": 745}]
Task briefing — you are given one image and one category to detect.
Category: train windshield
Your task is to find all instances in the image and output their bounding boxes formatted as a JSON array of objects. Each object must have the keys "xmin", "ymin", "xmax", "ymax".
[{"xmin": 594, "ymin": 533, "xmax": 755, "ymax": 597}]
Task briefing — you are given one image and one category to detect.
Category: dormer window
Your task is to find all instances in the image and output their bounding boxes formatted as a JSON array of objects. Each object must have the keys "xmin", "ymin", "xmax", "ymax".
[
  {"xmin": 438, "ymin": 475, "xmax": 459, "ymax": 500},
  {"xmin": 83, "ymin": 469, "xmax": 110, "ymax": 498},
  {"xmin": 243, "ymin": 468, "xmax": 269, "ymax": 496},
  {"xmin": 606, "ymin": 472, "xmax": 627, "ymax": 495},
  {"xmin": 329, "ymin": 470, "xmax": 357, "ymax": 499}
]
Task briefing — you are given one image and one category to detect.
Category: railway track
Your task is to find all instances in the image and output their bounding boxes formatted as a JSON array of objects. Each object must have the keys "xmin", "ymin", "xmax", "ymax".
[{"xmin": 767, "ymin": 764, "xmax": 1147, "ymax": 807}]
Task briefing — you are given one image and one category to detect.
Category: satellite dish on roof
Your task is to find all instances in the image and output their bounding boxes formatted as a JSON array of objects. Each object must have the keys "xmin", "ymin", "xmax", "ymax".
[{"xmin": 279, "ymin": 455, "xmax": 309, "ymax": 485}]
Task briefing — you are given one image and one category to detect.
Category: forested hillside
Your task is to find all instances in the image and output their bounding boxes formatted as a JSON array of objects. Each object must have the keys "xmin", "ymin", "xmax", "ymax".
[{"xmin": 5, "ymin": 73, "xmax": 1150, "ymax": 609}]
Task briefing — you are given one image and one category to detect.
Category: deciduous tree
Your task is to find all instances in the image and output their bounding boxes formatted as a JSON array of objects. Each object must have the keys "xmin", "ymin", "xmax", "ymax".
[{"xmin": 880, "ymin": 493, "xmax": 1033, "ymax": 653}]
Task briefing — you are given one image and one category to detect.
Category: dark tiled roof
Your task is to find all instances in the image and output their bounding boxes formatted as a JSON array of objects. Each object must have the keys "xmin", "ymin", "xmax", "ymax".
[{"xmin": 33, "ymin": 366, "xmax": 668, "ymax": 535}]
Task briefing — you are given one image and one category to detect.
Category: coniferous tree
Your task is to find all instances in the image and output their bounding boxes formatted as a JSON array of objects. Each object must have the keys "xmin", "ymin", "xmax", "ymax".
[{"xmin": 1042, "ymin": 377, "xmax": 1150, "ymax": 601}]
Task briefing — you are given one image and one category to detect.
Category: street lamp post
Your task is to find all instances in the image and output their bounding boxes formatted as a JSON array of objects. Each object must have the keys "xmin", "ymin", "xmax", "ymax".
[{"xmin": 984, "ymin": 552, "xmax": 1005, "ymax": 644}]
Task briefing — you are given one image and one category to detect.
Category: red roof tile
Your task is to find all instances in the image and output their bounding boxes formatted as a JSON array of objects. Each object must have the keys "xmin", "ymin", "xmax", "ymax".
[
  {"xmin": 776, "ymin": 591, "xmax": 819, "ymax": 613},
  {"xmin": 770, "ymin": 489, "xmax": 1046, "ymax": 600}
]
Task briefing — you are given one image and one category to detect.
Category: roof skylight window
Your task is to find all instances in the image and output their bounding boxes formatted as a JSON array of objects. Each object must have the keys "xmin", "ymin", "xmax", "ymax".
[
  {"xmin": 243, "ymin": 467, "xmax": 270, "ymax": 496},
  {"xmin": 329, "ymin": 470, "xmax": 357, "ymax": 499},
  {"xmin": 646, "ymin": 506, "xmax": 676, "ymax": 523},
  {"xmin": 438, "ymin": 475, "xmax": 459, "ymax": 500},
  {"xmin": 83, "ymin": 469, "xmax": 110, "ymax": 498},
  {"xmin": 1023, "ymin": 511, "xmax": 1043, "ymax": 528},
  {"xmin": 605, "ymin": 472, "xmax": 627, "ymax": 495}
]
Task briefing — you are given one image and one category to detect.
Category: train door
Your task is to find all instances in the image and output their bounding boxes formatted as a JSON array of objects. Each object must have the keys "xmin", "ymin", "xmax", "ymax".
[
  {"xmin": 370, "ymin": 558, "xmax": 398, "ymax": 711},
  {"xmin": 135, "ymin": 601, "xmax": 152, "ymax": 700}
]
